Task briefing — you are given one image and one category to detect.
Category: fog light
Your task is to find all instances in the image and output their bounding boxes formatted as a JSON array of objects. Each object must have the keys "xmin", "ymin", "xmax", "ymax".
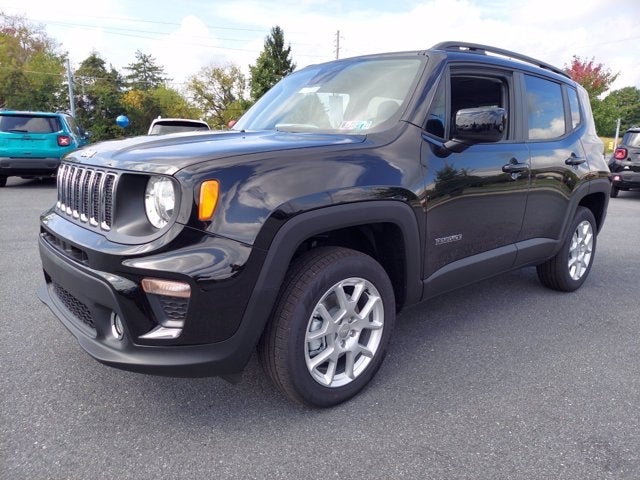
[{"xmin": 111, "ymin": 312, "xmax": 124, "ymax": 340}]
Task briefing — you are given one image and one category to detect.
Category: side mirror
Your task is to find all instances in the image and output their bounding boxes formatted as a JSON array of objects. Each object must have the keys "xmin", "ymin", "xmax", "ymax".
[
  {"xmin": 431, "ymin": 106, "xmax": 507, "ymax": 156},
  {"xmin": 454, "ymin": 106, "xmax": 506, "ymax": 143}
]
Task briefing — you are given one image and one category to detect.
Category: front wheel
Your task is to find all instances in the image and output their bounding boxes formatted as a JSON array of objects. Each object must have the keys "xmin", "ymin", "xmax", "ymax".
[
  {"xmin": 537, "ymin": 206, "xmax": 597, "ymax": 292},
  {"xmin": 258, "ymin": 247, "xmax": 395, "ymax": 407}
]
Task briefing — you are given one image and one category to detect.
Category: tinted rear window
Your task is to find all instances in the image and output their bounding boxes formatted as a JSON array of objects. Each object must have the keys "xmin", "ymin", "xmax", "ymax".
[
  {"xmin": 0, "ymin": 114, "xmax": 61, "ymax": 134},
  {"xmin": 622, "ymin": 131, "xmax": 640, "ymax": 148}
]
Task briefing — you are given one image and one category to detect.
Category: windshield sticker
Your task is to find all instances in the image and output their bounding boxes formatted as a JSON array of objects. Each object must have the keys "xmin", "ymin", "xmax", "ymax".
[{"xmin": 339, "ymin": 120, "xmax": 372, "ymax": 130}]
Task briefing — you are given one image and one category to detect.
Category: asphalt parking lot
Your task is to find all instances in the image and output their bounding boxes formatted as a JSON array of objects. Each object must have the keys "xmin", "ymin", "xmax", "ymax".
[{"xmin": 1, "ymin": 177, "xmax": 639, "ymax": 479}]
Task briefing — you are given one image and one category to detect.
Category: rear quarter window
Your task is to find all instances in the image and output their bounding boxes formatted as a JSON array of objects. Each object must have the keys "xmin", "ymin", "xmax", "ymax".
[
  {"xmin": 622, "ymin": 132, "xmax": 640, "ymax": 148},
  {"xmin": 524, "ymin": 75, "xmax": 566, "ymax": 140},
  {"xmin": 567, "ymin": 87, "xmax": 582, "ymax": 130}
]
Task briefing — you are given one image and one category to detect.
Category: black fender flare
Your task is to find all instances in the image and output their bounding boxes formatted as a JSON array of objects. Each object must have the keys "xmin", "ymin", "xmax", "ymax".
[{"xmin": 234, "ymin": 200, "xmax": 423, "ymax": 360}]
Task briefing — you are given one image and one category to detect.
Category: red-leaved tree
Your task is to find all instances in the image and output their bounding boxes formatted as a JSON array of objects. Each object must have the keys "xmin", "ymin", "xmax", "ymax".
[{"xmin": 564, "ymin": 55, "xmax": 619, "ymax": 99}]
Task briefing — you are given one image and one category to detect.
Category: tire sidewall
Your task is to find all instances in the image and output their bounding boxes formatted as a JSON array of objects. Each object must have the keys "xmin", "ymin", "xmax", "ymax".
[
  {"xmin": 280, "ymin": 251, "xmax": 395, "ymax": 407},
  {"xmin": 558, "ymin": 207, "xmax": 597, "ymax": 291},
  {"xmin": 610, "ymin": 185, "xmax": 619, "ymax": 198}
]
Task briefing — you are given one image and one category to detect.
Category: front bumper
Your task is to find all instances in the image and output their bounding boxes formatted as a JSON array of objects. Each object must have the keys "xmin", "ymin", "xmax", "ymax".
[
  {"xmin": 0, "ymin": 156, "xmax": 60, "ymax": 177},
  {"xmin": 37, "ymin": 225, "xmax": 266, "ymax": 378}
]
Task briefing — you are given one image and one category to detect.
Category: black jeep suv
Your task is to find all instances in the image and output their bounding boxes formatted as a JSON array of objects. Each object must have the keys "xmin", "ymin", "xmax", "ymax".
[
  {"xmin": 609, "ymin": 126, "xmax": 640, "ymax": 197},
  {"xmin": 38, "ymin": 42, "xmax": 610, "ymax": 407}
]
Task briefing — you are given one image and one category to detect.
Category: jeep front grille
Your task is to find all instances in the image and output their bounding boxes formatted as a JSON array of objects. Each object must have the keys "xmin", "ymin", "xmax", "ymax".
[{"xmin": 56, "ymin": 163, "xmax": 117, "ymax": 231}]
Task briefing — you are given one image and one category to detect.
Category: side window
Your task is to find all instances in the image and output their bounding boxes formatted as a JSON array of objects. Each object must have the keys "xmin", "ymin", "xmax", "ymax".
[
  {"xmin": 425, "ymin": 72, "xmax": 509, "ymax": 141},
  {"xmin": 65, "ymin": 116, "xmax": 80, "ymax": 136},
  {"xmin": 567, "ymin": 87, "xmax": 582, "ymax": 130},
  {"xmin": 524, "ymin": 75, "xmax": 565, "ymax": 140}
]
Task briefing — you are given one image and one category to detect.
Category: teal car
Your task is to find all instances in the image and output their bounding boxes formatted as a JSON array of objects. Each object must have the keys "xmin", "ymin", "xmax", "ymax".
[{"xmin": 0, "ymin": 111, "xmax": 89, "ymax": 187}]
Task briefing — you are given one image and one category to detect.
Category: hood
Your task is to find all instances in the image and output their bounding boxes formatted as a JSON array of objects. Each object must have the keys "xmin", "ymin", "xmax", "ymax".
[{"xmin": 64, "ymin": 130, "xmax": 366, "ymax": 175}]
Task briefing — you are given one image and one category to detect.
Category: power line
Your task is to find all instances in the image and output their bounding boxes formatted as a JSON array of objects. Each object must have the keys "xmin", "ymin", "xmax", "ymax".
[
  {"xmin": 8, "ymin": 16, "xmax": 330, "ymax": 60},
  {"xmin": 40, "ymin": 19, "xmax": 321, "ymax": 48}
]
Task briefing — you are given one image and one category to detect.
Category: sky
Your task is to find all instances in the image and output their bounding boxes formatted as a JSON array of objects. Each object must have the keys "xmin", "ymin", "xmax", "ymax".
[{"xmin": 3, "ymin": 0, "xmax": 640, "ymax": 92}]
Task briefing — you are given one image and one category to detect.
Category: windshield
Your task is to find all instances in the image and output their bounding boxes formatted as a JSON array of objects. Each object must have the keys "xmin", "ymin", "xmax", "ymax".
[{"xmin": 234, "ymin": 56, "xmax": 424, "ymax": 134}]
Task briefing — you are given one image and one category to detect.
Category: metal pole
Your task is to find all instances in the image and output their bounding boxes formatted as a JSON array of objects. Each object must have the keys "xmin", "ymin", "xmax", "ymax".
[
  {"xmin": 67, "ymin": 58, "xmax": 76, "ymax": 117},
  {"xmin": 613, "ymin": 118, "xmax": 621, "ymax": 149}
]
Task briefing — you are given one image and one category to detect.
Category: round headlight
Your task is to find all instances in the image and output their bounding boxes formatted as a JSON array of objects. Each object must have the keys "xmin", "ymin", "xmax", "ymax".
[{"xmin": 145, "ymin": 176, "xmax": 176, "ymax": 228}]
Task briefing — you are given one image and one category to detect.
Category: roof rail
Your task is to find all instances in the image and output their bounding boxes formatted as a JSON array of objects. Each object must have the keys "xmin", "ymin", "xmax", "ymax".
[{"xmin": 432, "ymin": 41, "xmax": 570, "ymax": 79}]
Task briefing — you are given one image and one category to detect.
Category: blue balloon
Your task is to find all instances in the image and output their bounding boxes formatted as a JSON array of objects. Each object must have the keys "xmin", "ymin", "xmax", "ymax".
[{"xmin": 116, "ymin": 115, "xmax": 130, "ymax": 128}]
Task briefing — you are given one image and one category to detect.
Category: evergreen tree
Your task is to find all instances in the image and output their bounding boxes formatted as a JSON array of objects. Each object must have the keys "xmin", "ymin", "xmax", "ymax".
[
  {"xmin": 249, "ymin": 26, "xmax": 295, "ymax": 102},
  {"xmin": 124, "ymin": 50, "xmax": 169, "ymax": 90}
]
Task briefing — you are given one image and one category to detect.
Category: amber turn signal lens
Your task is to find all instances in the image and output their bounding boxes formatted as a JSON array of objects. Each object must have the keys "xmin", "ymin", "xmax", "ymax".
[
  {"xmin": 198, "ymin": 180, "xmax": 219, "ymax": 221},
  {"xmin": 141, "ymin": 278, "xmax": 191, "ymax": 298}
]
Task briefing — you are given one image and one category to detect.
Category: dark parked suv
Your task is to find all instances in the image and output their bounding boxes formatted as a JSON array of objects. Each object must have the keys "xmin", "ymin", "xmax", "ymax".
[
  {"xmin": 609, "ymin": 126, "xmax": 640, "ymax": 197},
  {"xmin": 0, "ymin": 110, "xmax": 88, "ymax": 187},
  {"xmin": 37, "ymin": 42, "xmax": 610, "ymax": 407}
]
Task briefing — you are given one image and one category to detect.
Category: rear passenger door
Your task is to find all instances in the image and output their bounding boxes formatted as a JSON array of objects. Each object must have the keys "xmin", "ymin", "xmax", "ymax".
[
  {"xmin": 516, "ymin": 74, "xmax": 591, "ymax": 249},
  {"xmin": 421, "ymin": 66, "xmax": 530, "ymax": 295}
]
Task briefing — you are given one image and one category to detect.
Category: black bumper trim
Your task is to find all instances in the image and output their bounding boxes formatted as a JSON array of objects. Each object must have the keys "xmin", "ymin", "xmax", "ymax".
[{"xmin": 38, "ymin": 234, "xmax": 257, "ymax": 377}]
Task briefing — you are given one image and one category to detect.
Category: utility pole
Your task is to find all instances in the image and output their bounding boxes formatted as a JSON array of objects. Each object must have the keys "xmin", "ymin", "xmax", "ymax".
[
  {"xmin": 613, "ymin": 117, "xmax": 621, "ymax": 148},
  {"xmin": 335, "ymin": 30, "xmax": 340, "ymax": 59},
  {"xmin": 66, "ymin": 58, "xmax": 76, "ymax": 117}
]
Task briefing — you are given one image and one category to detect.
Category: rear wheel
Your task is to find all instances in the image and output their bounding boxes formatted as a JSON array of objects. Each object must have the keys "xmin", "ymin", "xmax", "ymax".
[
  {"xmin": 0, "ymin": 176, "xmax": 6, "ymax": 187},
  {"xmin": 610, "ymin": 185, "xmax": 619, "ymax": 198},
  {"xmin": 258, "ymin": 247, "xmax": 395, "ymax": 407},
  {"xmin": 537, "ymin": 206, "xmax": 597, "ymax": 292}
]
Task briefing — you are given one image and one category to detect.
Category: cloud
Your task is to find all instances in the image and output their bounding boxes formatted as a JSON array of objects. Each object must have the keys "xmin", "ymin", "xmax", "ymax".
[
  {"xmin": 3, "ymin": 0, "xmax": 639, "ymax": 90},
  {"xmin": 151, "ymin": 15, "xmax": 221, "ymax": 86}
]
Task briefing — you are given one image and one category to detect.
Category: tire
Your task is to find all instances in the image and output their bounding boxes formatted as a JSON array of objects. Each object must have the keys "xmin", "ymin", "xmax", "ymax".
[
  {"xmin": 610, "ymin": 185, "xmax": 619, "ymax": 198},
  {"xmin": 258, "ymin": 246, "xmax": 395, "ymax": 407},
  {"xmin": 0, "ymin": 176, "xmax": 6, "ymax": 188},
  {"xmin": 537, "ymin": 206, "xmax": 597, "ymax": 292}
]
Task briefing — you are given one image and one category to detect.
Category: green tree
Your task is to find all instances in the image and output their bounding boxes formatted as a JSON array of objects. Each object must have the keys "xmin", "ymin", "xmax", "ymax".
[
  {"xmin": 187, "ymin": 63, "xmax": 249, "ymax": 129},
  {"xmin": 74, "ymin": 52, "xmax": 125, "ymax": 140},
  {"xmin": 124, "ymin": 50, "xmax": 169, "ymax": 91},
  {"xmin": 599, "ymin": 87, "xmax": 640, "ymax": 136},
  {"xmin": 249, "ymin": 26, "xmax": 295, "ymax": 102},
  {"xmin": 0, "ymin": 12, "xmax": 66, "ymax": 110},
  {"xmin": 121, "ymin": 86, "xmax": 203, "ymax": 135}
]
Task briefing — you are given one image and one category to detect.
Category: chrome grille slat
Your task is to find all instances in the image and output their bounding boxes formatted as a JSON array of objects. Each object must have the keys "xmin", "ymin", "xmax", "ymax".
[
  {"xmin": 80, "ymin": 169, "xmax": 89, "ymax": 222},
  {"xmin": 56, "ymin": 163, "xmax": 116, "ymax": 231},
  {"xmin": 72, "ymin": 167, "xmax": 82, "ymax": 218}
]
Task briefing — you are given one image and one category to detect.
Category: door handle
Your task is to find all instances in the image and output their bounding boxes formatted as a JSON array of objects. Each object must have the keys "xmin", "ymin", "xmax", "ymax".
[
  {"xmin": 502, "ymin": 159, "xmax": 529, "ymax": 173},
  {"xmin": 565, "ymin": 153, "xmax": 586, "ymax": 166}
]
